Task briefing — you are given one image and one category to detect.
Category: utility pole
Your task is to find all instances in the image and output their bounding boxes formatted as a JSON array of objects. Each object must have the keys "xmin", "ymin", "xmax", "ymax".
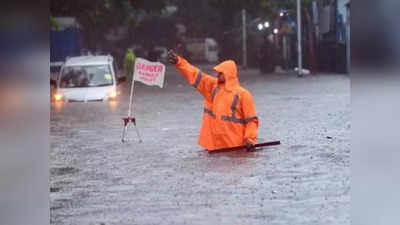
[
  {"xmin": 297, "ymin": 0, "xmax": 303, "ymax": 76},
  {"xmin": 346, "ymin": 2, "xmax": 351, "ymax": 74},
  {"xmin": 242, "ymin": 8, "xmax": 247, "ymax": 69}
]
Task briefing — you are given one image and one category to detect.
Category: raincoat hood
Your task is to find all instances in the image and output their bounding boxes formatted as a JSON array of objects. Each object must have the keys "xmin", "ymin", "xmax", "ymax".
[{"xmin": 213, "ymin": 60, "xmax": 240, "ymax": 91}]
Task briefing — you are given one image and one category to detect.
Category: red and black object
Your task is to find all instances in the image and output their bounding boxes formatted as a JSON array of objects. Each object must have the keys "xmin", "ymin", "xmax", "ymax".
[
  {"xmin": 121, "ymin": 117, "xmax": 142, "ymax": 143},
  {"xmin": 207, "ymin": 141, "xmax": 280, "ymax": 153},
  {"xmin": 123, "ymin": 117, "xmax": 136, "ymax": 126}
]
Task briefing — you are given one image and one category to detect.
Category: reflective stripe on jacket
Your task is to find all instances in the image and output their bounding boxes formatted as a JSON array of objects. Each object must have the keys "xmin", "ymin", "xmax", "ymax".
[{"xmin": 176, "ymin": 57, "xmax": 258, "ymax": 151}]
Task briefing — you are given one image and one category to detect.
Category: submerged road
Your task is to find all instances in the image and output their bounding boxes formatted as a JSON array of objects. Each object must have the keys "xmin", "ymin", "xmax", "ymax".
[{"xmin": 51, "ymin": 65, "xmax": 350, "ymax": 225}]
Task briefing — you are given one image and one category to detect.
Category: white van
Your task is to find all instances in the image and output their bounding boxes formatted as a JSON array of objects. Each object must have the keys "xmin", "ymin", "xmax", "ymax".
[{"xmin": 54, "ymin": 55, "xmax": 125, "ymax": 102}]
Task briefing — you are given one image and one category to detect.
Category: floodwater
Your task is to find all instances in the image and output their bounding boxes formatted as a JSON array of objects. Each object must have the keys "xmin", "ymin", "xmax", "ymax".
[{"xmin": 51, "ymin": 65, "xmax": 350, "ymax": 225}]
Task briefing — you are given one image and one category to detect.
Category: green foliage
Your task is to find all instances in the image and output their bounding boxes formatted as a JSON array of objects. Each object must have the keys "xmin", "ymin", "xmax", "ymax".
[
  {"xmin": 173, "ymin": 0, "xmax": 222, "ymax": 37},
  {"xmin": 208, "ymin": 0, "xmax": 259, "ymax": 9},
  {"xmin": 51, "ymin": 0, "xmax": 167, "ymax": 52},
  {"xmin": 129, "ymin": 0, "xmax": 166, "ymax": 13},
  {"xmin": 134, "ymin": 16, "xmax": 178, "ymax": 50},
  {"xmin": 124, "ymin": 49, "xmax": 136, "ymax": 80}
]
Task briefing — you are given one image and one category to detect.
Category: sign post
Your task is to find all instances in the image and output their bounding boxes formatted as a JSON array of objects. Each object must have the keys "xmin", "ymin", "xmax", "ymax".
[
  {"xmin": 242, "ymin": 8, "xmax": 247, "ymax": 69},
  {"xmin": 121, "ymin": 67, "xmax": 143, "ymax": 143},
  {"xmin": 121, "ymin": 58, "xmax": 166, "ymax": 143},
  {"xmin": 297, "ymin": 0, "xmax": 303, "ymax": 77}
]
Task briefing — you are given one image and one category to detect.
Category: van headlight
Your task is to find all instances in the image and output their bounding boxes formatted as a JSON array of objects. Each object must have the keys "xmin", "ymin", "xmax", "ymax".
[
  {"xmin": 107, "ymin": 89, "xmax": 118, "ymax": 99},
  {"xmin": 54, "ymin": 93, "xmax": 63, "ymax": 101}
]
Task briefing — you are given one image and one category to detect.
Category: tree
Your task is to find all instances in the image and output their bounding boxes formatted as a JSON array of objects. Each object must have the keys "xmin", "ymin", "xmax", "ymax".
[
  {"xmin": 208, "ymin": 0, "xmax": 259, "ymax": 10},
  {"xmin": 129, "ymin": 0, "xmax": 166, "ymax": 14},
  {"xmin": 172, "ymin": 0, "xmax": 222, "ymax": 38},
  {"xmin": 133, "ymin": 16, "xmax": 178, "ymax": 50},
  {"xmin": 50, "ymin": 0, "xmax": 167, "ymax": 52},
  {"xmin": 205, "ymin": 0, "xmax": 319, "ymax": 66},
  {"xmin": 206, "ymin": 0, "xmax": 266, "ymax": 63}
]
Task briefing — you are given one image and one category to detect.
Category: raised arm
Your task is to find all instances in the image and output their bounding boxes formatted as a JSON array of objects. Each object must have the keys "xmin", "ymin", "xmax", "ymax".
[{"xmin": 168, "ymin": 50, "xmax": 217, "ymax": 102}]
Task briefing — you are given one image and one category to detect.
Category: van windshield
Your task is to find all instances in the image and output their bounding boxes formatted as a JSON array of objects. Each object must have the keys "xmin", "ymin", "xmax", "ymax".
[{"xmin": 60, "ymin": 65, "xmax": 113, "ymax": 88}]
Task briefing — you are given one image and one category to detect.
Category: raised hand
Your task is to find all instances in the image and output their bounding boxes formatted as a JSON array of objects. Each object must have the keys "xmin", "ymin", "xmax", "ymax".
[{"xmin": 168, "ymin": 49, "xmax": 178, "ymax": 65}]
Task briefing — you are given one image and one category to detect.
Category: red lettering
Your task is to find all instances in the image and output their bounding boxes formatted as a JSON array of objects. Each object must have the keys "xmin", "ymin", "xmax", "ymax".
[{"xmin": 136, "ymin": 63, "xmax": 162, "ymax": 83}]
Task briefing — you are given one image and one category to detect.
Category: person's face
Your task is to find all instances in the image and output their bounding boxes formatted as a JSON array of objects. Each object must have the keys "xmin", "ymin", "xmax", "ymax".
[{"xmin": 217, "ymin": 72, "xmax": 225, "ymax": 84}]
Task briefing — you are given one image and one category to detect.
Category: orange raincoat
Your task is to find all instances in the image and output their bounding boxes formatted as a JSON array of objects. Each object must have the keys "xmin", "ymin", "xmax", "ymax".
[{"xmin": 176, "ymin": 56, "xmax": 259, "ymax": 151}]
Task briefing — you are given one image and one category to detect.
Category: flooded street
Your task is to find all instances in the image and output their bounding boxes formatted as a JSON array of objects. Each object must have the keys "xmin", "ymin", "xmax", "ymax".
[{"xmin": 51, "ymin": 65, "xmax": 350, "ymax": 225}]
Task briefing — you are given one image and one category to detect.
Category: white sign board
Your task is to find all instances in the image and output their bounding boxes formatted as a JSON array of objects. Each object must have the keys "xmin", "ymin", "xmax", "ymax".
[{"xmin": 133, "ymin": 58, "xmax": 165, "ymax": 88}]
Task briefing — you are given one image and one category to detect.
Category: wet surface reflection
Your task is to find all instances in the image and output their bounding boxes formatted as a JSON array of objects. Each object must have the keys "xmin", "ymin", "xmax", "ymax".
[{"xmin": 50, "ymin": 70, "xmax": 350, "ymax": 225}]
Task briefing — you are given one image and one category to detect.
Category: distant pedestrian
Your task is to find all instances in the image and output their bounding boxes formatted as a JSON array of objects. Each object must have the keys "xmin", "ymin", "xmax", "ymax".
[
  {"xmin": 124, "ymin": 49, "xmax": 136, "ymax": 82},
  {"xmin": 168, "ymin": 49, "xmax": 259, "ymax": 152}
]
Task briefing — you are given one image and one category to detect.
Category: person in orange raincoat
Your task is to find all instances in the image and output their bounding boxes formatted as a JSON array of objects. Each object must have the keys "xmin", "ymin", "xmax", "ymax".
[{"xmin": 168, "ymin": 50, "xmax": 259, "ymax": 152}]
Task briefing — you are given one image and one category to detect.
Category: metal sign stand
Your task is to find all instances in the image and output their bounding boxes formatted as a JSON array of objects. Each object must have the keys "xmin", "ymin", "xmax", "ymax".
[{"xmin": 121, "ymin": 73, "xmax": 143, "ymax": 143}]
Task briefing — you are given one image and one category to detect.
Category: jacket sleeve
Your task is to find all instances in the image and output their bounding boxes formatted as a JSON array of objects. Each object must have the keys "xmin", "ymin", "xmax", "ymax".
[
  {"xmin": 176, "ymin": 56, "xmax": 217, "ymax": 102},
  {"xmin": 241, "ymin": 90, "xmax": 259, "ymax": 144}
]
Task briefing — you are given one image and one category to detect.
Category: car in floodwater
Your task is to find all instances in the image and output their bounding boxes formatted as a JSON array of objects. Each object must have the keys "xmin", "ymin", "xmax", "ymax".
[{"xmin": 53, "ymin": 55, "xmax": 125, "ymax": 102}]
